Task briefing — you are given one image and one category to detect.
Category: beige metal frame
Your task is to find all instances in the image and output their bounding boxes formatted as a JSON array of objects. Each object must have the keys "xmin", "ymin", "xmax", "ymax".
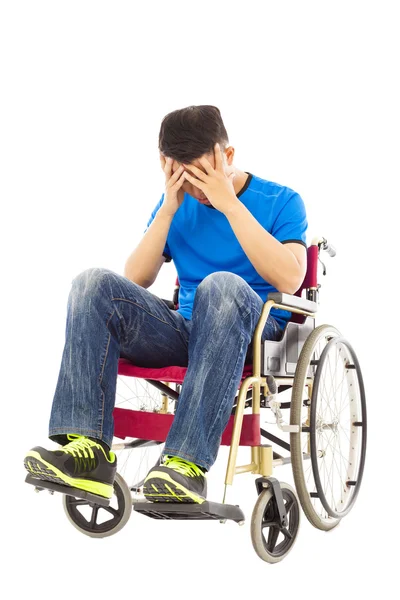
[
  {"xmin": 222, "ymin": 298, "xmax": 316, "ymax": 504},
  {"xmin": 157, "ymin": 235, "xmax": 325, "ymax": 504}
]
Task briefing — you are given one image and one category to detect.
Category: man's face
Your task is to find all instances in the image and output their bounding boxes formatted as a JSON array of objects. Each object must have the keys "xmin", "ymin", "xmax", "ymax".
[{"xmin": 170, "ymin": 152, "xmax": 219, "ymax": 206}]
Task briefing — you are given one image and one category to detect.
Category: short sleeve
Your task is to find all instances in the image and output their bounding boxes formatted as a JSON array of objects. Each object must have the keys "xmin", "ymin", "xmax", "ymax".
[
  {"xmin": 143, "ymin": 194, "xmax": 172, "ymax": 262},
  {"xmin": 271, "ymin": 192, "xmax": 308, "ymax": 249}
]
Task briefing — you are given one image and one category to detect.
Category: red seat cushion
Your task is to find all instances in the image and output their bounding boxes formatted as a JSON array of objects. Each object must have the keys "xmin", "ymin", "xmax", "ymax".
[
  {"xmin": 117, "ymin": 358, "xmax": 255, "ymax": 384},
  {"xmin": 113, "ymin": 358, "xmax": 260, "ymax": 446}
]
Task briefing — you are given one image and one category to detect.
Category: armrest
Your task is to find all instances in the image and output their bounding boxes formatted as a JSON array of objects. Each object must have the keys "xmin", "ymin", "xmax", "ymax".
[{"xmin": 267, "ymin": 292, "xmax": 318, "ymax": 313}]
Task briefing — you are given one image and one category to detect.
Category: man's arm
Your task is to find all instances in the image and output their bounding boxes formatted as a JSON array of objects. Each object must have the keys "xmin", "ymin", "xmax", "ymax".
[
  {"xmin": 124, "ymin": 207, "xmax": 173, "ymax": 287},
  {"xmin": 223, "ymin": 201, "xmax": 306, "ymax": 294}
]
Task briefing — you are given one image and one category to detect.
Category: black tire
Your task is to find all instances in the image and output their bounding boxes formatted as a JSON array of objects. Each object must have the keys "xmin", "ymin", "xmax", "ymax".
[
  {"xmin": 63, "ymin": 473, "xmax": 132, "ymax": 538},
  {"xmin": 290, "ymin": 325, "xmax": 367, "ymax": 530}
]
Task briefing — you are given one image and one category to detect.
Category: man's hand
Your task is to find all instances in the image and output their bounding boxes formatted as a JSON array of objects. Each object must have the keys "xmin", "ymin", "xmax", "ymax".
[
  {"xmin": 182, "ymin": 143, "xmax": 239, "ymax": 214},
  {"xmin": 159, "ymin": 155, "xmax": 186, "ymax": 217}
]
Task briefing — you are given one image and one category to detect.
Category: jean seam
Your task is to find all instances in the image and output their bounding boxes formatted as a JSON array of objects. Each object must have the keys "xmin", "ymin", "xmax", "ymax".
[
  {"xmin": 205, "ymin": 331, "xmax": 248, "ymax": 453},
  {"xmin": 97, "ymin": 309, "xmax": 115, "ymax": 439},
  {"xmin": 111, "ymin": 297, "xmax": 186, "ymax": 338},
  {"xmin": 49, "ymin": 427, "xmax": 100, "ymax": 433}
]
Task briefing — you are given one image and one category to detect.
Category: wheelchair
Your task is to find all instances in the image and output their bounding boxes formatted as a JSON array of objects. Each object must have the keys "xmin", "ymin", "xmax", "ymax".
[{"xmin": 25, "ymin": 236, "xmax": 367, "ymax": 564}]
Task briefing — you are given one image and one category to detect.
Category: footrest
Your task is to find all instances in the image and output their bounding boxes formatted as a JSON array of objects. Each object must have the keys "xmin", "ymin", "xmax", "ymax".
[
  {"xmin": 133, "ymin": 500, "xmax": 245, "ymax": 523},
  {"xmin": 25, "ymin": 473, "xmax": 111, "ymax": 507}
]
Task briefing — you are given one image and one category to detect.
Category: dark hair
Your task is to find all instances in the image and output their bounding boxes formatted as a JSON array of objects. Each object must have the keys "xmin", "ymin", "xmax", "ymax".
[{"xmin": 158, "ymin": 105, "xmax": 229, "ymax": 163}]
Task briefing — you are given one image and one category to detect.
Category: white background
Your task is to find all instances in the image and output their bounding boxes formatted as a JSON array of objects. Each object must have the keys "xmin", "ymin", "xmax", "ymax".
[{"xmin": 1, "ymin": 0, "xmax": 398, "ymax": 596}]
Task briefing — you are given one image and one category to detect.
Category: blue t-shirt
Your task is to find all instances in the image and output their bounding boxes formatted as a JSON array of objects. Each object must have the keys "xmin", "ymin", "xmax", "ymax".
[{"xmin": 143, "ymin": 172, "xmax": 308, "ymax": 329}]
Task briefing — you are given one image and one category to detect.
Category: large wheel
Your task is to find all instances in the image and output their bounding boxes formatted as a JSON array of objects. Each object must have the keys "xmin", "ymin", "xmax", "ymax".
[
  {"xmin": 63, "ymin": 473, "xmax": 132, "ymax": 538},
  {"xmin": 251, "ymin": 482, "xmax": 300, "ymax": 563},
  {"xmin": 112, "ymin": 374, "xmax": 180, "ymax": 495},
  {"xmin": 290, "ymin": 325, "xmax": 367, "ymax": 531}
]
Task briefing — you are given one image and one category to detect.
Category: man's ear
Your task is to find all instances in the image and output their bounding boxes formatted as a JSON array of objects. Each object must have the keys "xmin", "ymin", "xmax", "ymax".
[{"xmin": 224, "ymin": 146, "xmax": 235, "ymax": 166}]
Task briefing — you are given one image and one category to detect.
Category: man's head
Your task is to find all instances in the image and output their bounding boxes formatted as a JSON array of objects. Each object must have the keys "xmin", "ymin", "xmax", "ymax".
[{"xmin": 158, "ymin": 105, "xmax": 236, "ymax": 204}]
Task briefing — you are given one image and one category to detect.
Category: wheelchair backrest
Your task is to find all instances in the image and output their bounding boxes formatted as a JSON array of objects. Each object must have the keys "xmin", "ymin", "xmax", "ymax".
[{"xmin": 288, "ymin": 244, "xmax": 319, "ymax": 324}]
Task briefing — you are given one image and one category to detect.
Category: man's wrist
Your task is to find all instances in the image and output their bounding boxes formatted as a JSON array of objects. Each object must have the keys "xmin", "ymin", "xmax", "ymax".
[
  {"xmin": 222, "ymin": 196, "xmax": 243, "ymax": 218},
  {"xmin": 157, "ymin": 206, "xmax": 175, "ymax": 221}
]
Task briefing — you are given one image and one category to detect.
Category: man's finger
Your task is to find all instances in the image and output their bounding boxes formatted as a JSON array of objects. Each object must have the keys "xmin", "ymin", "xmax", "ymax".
[
  {"xmin": 169, "ymin": 165, "xmax": 185, "ymax": 186},
  {"xmin": 182, "ymin": 163, "xmax": 208, "ymax": 182},
  {"xmin": 197, "ymin": 155, "xmax": 214, "ymax": 175},
  {"xmin": 164, "ymin": 156, "xmax": 173, "ymax": 177},
  {"xmin": 183, "ymin": 171, "xmax": 205, "ymax": 191}
]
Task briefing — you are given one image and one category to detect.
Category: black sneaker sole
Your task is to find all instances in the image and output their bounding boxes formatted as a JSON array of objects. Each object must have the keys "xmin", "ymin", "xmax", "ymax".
[
  {"xmin": 24, "ymin": 451, "xmax": 114, "ymax": 499},
  {"xmin": 25, "ymin": 473, "xmax": 111, "ymax": 507},
  {"xmin": 143, "ymin": 473, "xmax": 206, "ymax": 504},
  {"xmin": 25, "ymin": 455, "xmax": 68, "ymax": 486}
]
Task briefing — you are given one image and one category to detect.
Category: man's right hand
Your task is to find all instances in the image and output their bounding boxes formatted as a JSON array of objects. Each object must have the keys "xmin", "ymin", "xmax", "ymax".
[{"xmin": 159, "ymin": 154, "xmax": 186, "ymax": 217}]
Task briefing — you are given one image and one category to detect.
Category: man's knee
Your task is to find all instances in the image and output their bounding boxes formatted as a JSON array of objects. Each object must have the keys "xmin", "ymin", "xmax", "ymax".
[
  {"xmin": 71, "ymin": 267, "xmax": 116, "ymax": 296},
  {"xmin": 195, "ymin": 272, "xmax": 251, "ymax": 313},
  {"xmin": 198, "ymin": 271, "xmax": 246, "ymax": 293}
]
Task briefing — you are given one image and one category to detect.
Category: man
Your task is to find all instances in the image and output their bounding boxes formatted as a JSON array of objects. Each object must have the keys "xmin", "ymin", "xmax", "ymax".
[{"xmin": 24, "ymin": 105, "xmax": 307, "ymax": 505}]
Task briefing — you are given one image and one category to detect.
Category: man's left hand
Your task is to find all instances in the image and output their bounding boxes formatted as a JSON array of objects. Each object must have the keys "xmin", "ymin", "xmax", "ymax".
[{"xmin": 182, "ymin": 143, "xmax": 239, "ymax": 214}]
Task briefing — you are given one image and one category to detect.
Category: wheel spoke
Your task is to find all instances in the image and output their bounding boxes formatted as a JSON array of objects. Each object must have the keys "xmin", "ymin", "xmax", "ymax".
[
  {"xmin": 114, "ymin": 374, "xmax": 168, "ymax": 488},
  {"xmin": 285, "ymin": 497, "xmax": 294, "ymax": 516},
  {"xmin": 278, "ymin": 525, "xmax": 293, "ymax": 540},
  {"xmin": 336, "ymin": 420, "xmax": 352, "ymax": 445},
  {"xmin": 103, "ymin": 505, "xmax": 119, "ymax": 517},
  {"xmin": 306, "ymin": 332, "xmax": 365, "ymax": 522},
  {"xmin": 90, "ymin": 505, "xmax": 100, "ymax": 527},
  {"xmin": 313, "ymin": 341, "xmax": 358, "ymax": 512},
  {"xmin": 265, "ymin": 524, "xmax": 280, "ymax": 552},
  {"xmin": 319, "ymin": 429, "xmax": 350, "ymax": 487}
]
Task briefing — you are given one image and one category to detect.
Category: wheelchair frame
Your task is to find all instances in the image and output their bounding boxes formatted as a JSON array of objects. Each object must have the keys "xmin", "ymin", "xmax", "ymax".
[
  {"xmin": 25, "ymin": 234, "xmax": 366, "ymax": 562},
  {"xmin": 113, "ymin": 236, "xmax": 327, "ymax": 501},
  {"xmin": 223, "ymin": 294, "xmax": 316, "ymax": 501},
  {"xmin": 134, "ymin": 237, "xmax": 322, "ymax": 501}
]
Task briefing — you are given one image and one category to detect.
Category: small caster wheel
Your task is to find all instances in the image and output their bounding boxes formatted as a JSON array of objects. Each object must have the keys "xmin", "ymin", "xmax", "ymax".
[
  {"xmin": 63, "ymin": 473, "xmax": 132, "ymax": 538},
  {"xmin": 251, "ymin": 482, "xmax": 300, "ymax": 563}
]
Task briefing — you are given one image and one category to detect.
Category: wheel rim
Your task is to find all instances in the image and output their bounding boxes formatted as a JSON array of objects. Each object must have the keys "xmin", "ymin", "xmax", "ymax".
[
  {"xmin": 260, "ymin": 489, "xmax": 300, "ymax": 557},
  {"xmin": 291, "ymin": 325, "xmax": 367, "ymax": 527},
  {"xmin": 64, "ymin": 477, "xmax": 127, "ymax": 534},
  {"xmin": 310, "ymin": 336, "xmax": 367, "ymax": 518}
]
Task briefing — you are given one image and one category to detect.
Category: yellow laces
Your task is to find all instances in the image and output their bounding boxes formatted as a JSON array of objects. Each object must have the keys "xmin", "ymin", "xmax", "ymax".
[
  {"xmin": 59, "ymin": 435, "xmax": 97, "ymax": 459},
  {"xmin": 164, "ymin": 455, "xmax": 204, "ymax": 477}
]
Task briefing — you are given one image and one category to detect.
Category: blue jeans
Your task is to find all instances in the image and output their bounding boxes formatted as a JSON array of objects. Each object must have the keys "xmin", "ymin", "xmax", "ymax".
[{"xmin": 48, "ymin": 268, "xmax": 283, "ymax": 471}]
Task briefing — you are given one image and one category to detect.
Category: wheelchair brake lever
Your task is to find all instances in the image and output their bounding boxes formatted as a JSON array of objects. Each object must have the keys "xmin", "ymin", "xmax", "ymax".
[
  {"xmin": 267, "ymin": 396, "xmax": 300, "ymax": 433},
  {"xmin": 318, "ymin": 255, "xmax": 327, "ymax": 276}
]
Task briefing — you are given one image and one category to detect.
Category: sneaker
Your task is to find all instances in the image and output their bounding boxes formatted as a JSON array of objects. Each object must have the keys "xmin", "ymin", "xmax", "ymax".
[
  {"xmin": 24, "ymin": 434, "xmax": 117, "ymax": 499},
  {"xmin": 143, "ymin": 455, "xmax": 207, "ymax": 503}
]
